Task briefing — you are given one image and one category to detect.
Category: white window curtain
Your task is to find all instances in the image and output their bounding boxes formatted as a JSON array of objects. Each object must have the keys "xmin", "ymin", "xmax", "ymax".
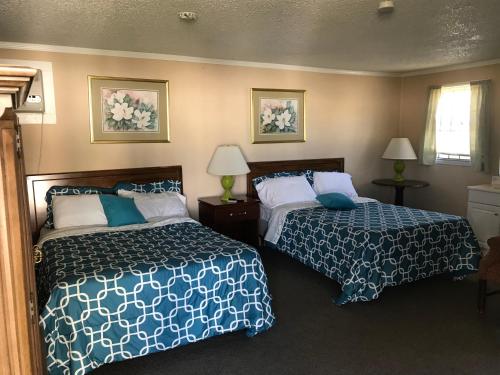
[
  {"xmin": 469, "ymin": 81, "xmax": 491, "ymax": 173},
  {"xmin": 419, "ymin": 87, "xmax": 441, "ymax": 166}
]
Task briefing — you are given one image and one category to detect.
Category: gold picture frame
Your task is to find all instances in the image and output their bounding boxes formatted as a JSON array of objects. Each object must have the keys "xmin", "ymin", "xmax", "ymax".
[
  {"xmin": 251, "ymin": 88, "xmax": 306, "ymax": 143},
  {"xmin": 88, "ymin": 76, "xmax": 170, "ymax": 143}
]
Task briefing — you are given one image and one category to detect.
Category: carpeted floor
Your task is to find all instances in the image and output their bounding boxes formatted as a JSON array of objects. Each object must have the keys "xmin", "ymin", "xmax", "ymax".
[{"xmin": 95, "ymin": 248, "xmax": 500, "ymax": 375}]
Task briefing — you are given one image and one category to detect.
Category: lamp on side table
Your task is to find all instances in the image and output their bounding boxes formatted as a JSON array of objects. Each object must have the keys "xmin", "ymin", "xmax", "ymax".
[
  {"xmin": 207, "ymin": 145, "xmax": 250, "ymax": 202},
  {"xmin": 382, "ymin": 137, "xmax": 417, "ymax": 182}
]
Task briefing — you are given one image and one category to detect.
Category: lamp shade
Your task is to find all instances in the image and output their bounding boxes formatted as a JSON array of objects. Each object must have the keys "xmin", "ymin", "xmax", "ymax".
[
  {"xmin": 382, "ymin": 138, "xmax": 417, "ymax": 160},
  {"xmin": 207, "ymin": 145, "xmax": 250, "ymax": 176}
]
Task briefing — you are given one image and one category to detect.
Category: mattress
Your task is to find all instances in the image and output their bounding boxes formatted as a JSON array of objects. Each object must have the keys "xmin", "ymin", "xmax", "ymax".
[{"xmin": 259, "ymin": 203, "xmax": 273, "ymax": 236}]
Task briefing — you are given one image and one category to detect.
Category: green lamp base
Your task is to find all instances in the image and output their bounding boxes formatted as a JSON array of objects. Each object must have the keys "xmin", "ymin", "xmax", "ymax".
[
  {"xmin": 220, "ymin": 175, "xmax": 235, "ymax": 201},
  {"xmin": 393, "ymin": 160, "xmax": 406, "ymax": 182}
]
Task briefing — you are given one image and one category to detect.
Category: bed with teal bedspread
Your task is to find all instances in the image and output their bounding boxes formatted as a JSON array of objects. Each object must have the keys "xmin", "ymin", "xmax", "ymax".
[
  {"xmin": 37, "ymin": 220, "xmax": 274, "ymax": 374},
  {"xmin": 265, "ymin": 201, "xmax": 480, "ymax": 305}
]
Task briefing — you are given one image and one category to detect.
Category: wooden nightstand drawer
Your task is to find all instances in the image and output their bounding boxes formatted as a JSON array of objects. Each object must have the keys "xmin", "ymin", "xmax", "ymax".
[
  {"xmin": 214, "ymin": 205, "xmax": 259, "ymax": 222},
  {"xmin": 198, "ymin": 196, "xmax": 260, "ymax": 246}
]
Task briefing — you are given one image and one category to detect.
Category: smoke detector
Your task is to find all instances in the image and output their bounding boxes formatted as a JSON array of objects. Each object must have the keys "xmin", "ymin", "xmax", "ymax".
[
  {"xmin": 178, "ymin": 11, "xmax": 198, "ymax": 21},
  {"xmin": 378, "ymin": 0, "xmax": 395, "ymax": 14}
]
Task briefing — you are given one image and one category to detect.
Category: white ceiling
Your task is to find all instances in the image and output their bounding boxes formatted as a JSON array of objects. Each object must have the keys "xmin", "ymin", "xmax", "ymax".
[{"xmin": 0, "ymin": 0, "xmax": 499, "ymax": 73}]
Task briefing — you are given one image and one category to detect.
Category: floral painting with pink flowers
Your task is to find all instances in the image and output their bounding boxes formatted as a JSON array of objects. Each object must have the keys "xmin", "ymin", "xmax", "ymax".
[{"xmin": 101, "ymin": 88, "xmax": 159, "ymax": 132}]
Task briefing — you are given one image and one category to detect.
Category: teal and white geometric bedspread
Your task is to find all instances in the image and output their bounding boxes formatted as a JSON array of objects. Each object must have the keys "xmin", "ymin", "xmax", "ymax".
[
  {"xmin": 264, "ymin": 201, "xmax": 480, "ymax": 305},
  {"xmin": 37, "ymin": 218, "xmax": 274, "ymax": 374}
]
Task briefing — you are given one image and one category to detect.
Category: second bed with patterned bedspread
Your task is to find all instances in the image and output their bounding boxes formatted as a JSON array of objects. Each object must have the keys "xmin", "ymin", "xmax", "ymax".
[
  {"xmin": 37, "ymin": 218, "xmax": 274, "ymax": 375},
  {"xmin": 264, "ymin": 201, "xmax": 480, "ymax": 305}
]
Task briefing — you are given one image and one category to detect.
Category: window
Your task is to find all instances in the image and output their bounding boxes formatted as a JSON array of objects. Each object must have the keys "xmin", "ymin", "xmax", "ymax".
[
  {"xmin": 421, "ymin": 80, "xmax": 489, "ymax": 171},
  {"xmin": 435, "ymin": 84, "xmax": 471, "ymax": 164}
]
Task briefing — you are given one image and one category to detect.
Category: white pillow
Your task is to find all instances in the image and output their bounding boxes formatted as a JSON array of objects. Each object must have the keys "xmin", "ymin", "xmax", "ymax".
[
  {"xmin": 256, "ymin": 175, "xmax": 317, "ymax": 208},
  {"xmin": 313, "ymin": 171, "xmax": 358, "ymax": 198},
  {"xmin": 117, "ymin": 190, "xmax": 188, "ymax": 220},
  {"xmin": 52, "ymin": 195, "xmax": 108, "ymax": 229}
]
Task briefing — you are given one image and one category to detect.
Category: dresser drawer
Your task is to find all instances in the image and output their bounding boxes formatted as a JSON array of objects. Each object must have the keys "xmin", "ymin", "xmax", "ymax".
[
  {"xmin": 214, "ymin": 205, "xmax": 259, "ymax": 222},
  {"xmin": 467, "ymin": 202, "xmax": 500, "ymax": 250},
  {"xmin": 468, "ymin": 189, "xmax": 500, "ymax": 207}
]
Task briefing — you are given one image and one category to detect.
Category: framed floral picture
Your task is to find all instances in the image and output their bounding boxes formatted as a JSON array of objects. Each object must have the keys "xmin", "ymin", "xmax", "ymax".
[
  {"xmin": 251, "ymin": 88, "xmax": 306, "ymax": 143},
  {"xmin": 88, "ymin": 76, "xmax": 170, "ymax": 143}
]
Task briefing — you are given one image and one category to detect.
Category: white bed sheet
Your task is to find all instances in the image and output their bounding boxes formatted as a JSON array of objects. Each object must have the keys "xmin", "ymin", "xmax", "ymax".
[
  {"xmin": 259, "ymin": 203, "xmax": 273, "ymax": 236},
  {"xmin": 262, "ymin": 196, "xmax": 378, "ymax": 244},
  {"xmin": 37, "ymin": 216, "xmax": 198, "ymax": 247}
]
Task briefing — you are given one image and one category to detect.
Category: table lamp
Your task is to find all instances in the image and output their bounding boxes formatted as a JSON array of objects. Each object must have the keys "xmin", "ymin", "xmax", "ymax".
[
  {"xmin": 382, "ymin": 138, "xmax": 417, "ymax": 182},
  {"xmin": 207, "ymin": 145, "xmax": 250, "ymax": 201}
]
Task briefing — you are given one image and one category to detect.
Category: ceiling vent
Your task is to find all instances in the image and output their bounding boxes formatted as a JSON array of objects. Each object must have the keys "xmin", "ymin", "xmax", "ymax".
[
  {"xmin": 378, "ymin": 1, "xmax": 395, "ymax": 14},
  {"xmin": 178, "ymin": 11, "xmax": 198, "ymax": 21}
]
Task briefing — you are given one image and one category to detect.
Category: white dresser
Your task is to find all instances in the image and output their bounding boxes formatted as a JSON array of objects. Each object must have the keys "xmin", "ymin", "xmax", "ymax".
[{"xmin": 467, "ymin": 184, "xmax": 500, "ymax": 250}]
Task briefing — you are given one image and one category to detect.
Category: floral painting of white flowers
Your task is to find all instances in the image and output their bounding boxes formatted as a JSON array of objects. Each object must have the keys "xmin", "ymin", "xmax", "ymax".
[
  {"xmin": 102, "ymin": 89, "xmax": 158, "ymax": 132},
  {"xmin": 260, "ymin": 99, "xmax": 298, "ymax": 134},
  {"xmin": 251, "ymin": 89, "xmax": 305, "ymax": 143},
  {"xmin": 89, "ymin": 76, "xmax": 170, "ymax": 143}
]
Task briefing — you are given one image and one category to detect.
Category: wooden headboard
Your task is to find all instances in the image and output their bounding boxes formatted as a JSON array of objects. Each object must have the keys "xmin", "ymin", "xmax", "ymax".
[
  {"xmin": 26, "ymin": 166, "xmax": 182, "ymax": 239},
  {"xmin": 246, "ymin": 158, "xmax": 344, "ymax": 198}
]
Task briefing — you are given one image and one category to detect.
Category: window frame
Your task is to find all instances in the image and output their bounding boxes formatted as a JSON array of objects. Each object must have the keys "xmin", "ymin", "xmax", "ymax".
[{"xmin": 435, "ymin": 157, "xmax": 472, "ymax": 166}]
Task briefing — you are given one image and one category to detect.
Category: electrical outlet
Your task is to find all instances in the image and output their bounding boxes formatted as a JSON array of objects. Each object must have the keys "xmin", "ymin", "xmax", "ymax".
[{"xmin": 26, "ymin": 95, "xmax": 42, "ymax": 104}]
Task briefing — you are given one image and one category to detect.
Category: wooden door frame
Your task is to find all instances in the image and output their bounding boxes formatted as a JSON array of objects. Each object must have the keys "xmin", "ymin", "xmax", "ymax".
[{"xmin": 0, "ymin": 108, "xmax": 43, "ymax": 374}]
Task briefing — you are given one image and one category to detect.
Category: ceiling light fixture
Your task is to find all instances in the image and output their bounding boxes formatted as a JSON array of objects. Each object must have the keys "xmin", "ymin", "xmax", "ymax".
[
  {"xmin": 378, "ymin": 0, "xmax": 395, "ymax": 14},
  {"xmin": 178, "ymin": 11, "xmax": 198, "ymax": 21}
]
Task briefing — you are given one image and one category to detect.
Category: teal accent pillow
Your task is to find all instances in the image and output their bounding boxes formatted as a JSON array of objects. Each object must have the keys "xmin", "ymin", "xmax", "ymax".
[
  {"xmin": 99, "ymin": 195, "xmax": 146, "ymax": 227},
  {"xmin": 316, "ymin": 193, "xmax": 357, "ymax": 210}
]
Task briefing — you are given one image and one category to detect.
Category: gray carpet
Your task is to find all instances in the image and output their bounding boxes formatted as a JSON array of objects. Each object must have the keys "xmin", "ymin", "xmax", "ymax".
[{"xmin": 95, "ymin": 248, "xmax": 500, "ymax": 375}]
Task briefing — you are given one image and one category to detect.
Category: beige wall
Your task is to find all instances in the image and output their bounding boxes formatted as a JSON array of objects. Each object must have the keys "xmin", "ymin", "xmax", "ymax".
[
  {"xmin": 400, "ymin": 63, "xmax": 500, "ymax": 216},
  {"xmin": 0, "ymin": 48, "xmax": 400, "ymax": 217}
]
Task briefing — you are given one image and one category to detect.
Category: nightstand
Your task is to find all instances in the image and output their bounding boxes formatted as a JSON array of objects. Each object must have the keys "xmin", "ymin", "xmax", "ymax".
[{"xmin": 198, "ymin": 195, "xmax": 260, "ymax": 246}]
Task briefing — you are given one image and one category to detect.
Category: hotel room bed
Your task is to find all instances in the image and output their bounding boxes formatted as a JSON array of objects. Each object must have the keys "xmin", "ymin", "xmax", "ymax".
[
  {"xmin": 263, "ymin": 200, "xmax": 479, "ymax": 305},
  {"xmin": 27, "ymin": 167, "xmax": 274, "ymax": 375},
  {"xmin": 248, "ymin": 158, "xmax": 481, "ymax": 305}
]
